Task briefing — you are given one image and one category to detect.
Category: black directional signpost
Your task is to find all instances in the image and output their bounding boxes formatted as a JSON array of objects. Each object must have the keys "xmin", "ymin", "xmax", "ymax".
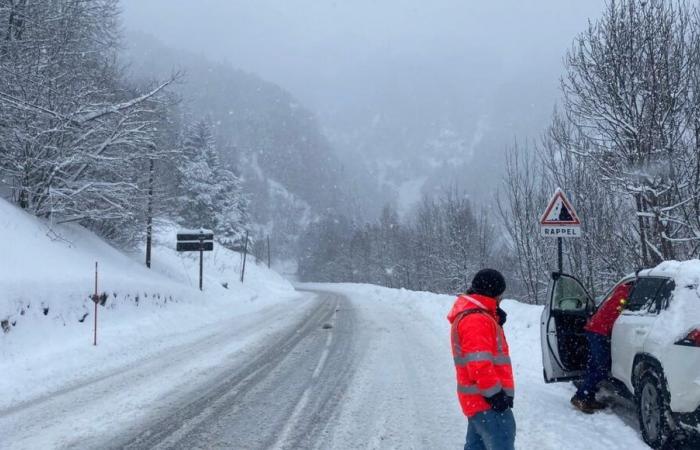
[{"xmin": 177, "ymin": 229, "xmax": 214, "ymax": 290}]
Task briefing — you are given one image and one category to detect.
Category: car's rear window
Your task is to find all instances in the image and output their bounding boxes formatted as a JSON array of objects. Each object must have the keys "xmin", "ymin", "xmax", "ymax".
[
  {"xmin": 627, "ymin": 277, "xmax": 667, "ymax": 312},
  {"xmin": 651, "ymin": 279, "xmax": 675, "ymax": 313}
]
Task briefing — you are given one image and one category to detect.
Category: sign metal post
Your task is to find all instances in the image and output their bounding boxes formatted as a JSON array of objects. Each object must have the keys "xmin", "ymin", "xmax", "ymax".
[
  {"xmin": 199, "ymin": 233, "xmax": 204, "ymax": 291},
  {"xmin": 177, "ymin": 229, "xmax": 214, "ymax": 291}
]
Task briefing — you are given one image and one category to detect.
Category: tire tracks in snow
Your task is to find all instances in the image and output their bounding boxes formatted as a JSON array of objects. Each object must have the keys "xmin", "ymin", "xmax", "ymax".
[
  {"xmin": 112, "ymin": 290, "xmax": 360, "ymax": 450},
  {"xmin": 0, "ymin": 294, "xmax": 316, "ymax": 449},
  {"xmin": 0, "ymin": 302, "xmax": 285, "ymax": 421}
]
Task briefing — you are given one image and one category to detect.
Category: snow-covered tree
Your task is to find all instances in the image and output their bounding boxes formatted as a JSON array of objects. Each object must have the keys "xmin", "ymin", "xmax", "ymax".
[
  {"xmin": 562, "ymin": 0, "xmax": 698, "ymax": 263},
  {"xmin": 297, "ymin": 192, "xmax": 499, "ymax": 294},
  {"xmin": 499, "ymin": 0, "xmax": 700, "ymax": 301},
  {"xmin": 176, "ymin": 119, "xmax": 248, "ymax": 247},
  {"xmin": 0, "ymin": 0, "xmax": 172, "ymax": 231}
]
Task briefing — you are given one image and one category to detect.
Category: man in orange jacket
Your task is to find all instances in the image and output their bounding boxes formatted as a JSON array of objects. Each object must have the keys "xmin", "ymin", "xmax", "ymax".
[{"xmin": 447, "ymin": 269, "xmax": 515, "ymax": 450}]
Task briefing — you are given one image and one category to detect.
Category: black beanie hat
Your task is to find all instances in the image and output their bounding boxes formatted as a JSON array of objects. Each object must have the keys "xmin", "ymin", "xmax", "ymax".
[{"xmin": 468, "ymin": 269, "xmax": 506, "ymax": 298}]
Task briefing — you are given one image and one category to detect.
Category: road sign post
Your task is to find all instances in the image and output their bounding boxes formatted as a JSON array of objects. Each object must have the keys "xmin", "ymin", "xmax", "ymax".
[
  {"xmin": 199, "ymin": 244, "xmax": 204, "ymax": 291},
  {"xmin": 177, "ymin": 229, "xmax": 214, "ymax": 291},
  {"xmin": 540, "ymin": 188, "xmax": 581, "ymax": 273},
  {"xmin": 558, "ymin": 237, "xmax": 563, "ymax": 274}
]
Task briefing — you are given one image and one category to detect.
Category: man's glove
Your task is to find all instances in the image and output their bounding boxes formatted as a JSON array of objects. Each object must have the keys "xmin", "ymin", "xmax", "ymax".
[
  {"xmin": 485, "ymin": 390, "xmax": 513, "ymax": 412},
  {"xmin": 497, "ymin": 307, "xmax": 507, "ymax": 326}
]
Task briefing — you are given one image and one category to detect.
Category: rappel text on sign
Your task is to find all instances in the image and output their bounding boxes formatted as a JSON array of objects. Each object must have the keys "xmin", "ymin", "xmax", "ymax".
[{"xmin": 541, "ymin": 226, "xmax": 581, "ymax": 238}]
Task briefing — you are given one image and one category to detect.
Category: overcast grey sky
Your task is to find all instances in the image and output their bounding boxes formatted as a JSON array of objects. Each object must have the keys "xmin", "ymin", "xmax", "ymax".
[
  {"xmin": 121, "ymin": 1, "xmax": 606, "ymax": 205},
  {"xmin": 121, "ymin": 1, "xmax": 603, "ymax": 115}
]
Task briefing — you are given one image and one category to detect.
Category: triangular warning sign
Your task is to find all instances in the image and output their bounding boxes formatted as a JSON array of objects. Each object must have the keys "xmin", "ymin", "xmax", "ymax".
[{"xmin": 540, "ymin": 188, "xmax": 581, "ymax": 226}]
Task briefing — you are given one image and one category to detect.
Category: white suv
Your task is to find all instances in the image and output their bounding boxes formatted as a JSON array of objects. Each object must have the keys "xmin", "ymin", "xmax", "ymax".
[{"xmin": 540, "ymin": 261, "xmax": 700, "ymax": 448}]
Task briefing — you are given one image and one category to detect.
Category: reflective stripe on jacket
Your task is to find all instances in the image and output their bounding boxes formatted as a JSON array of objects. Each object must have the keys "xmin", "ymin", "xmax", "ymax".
[{"xmin": 447, "ymin": 294, "xmax": 515, "ymax": 417}]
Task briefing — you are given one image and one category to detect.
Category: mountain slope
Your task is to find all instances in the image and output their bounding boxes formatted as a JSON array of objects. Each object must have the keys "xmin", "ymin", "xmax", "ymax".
[{"xmin": 122, "ymin": 34, "xmax": 374, "ymax": 230}]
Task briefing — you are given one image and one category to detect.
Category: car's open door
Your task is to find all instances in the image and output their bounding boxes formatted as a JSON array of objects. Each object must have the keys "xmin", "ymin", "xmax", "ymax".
[{"xmin": 541, "ymin": 272, "xmax": 595, "ymax": 383}]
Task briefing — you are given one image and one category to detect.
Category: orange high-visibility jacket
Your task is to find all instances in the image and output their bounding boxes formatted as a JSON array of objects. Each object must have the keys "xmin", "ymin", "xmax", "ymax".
[{"xmin": 447, "ymin": 294, "xmax": 515, "ymax": 417}]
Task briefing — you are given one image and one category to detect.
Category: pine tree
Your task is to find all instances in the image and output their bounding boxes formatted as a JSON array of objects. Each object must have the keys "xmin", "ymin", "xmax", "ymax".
[
  {"xmin": 177, "ymin": 120, "xmax": 219, "ymax": 230},
  {"xmin": 176, "ymin": 119, "xmax": 248, "ymax": 246}
]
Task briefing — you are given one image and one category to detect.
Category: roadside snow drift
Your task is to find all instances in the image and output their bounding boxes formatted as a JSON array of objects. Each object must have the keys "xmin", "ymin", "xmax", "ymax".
[{"xmin": 0, "ymin": 198, "xmax": 299, "ymax": 408}]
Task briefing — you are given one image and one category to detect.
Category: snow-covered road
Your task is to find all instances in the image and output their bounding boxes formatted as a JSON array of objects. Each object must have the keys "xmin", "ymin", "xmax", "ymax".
[
  {"xmin": 0, "ymin": 294, "xmax": 321, "ymax": 449},
  {"xmin": 312, "ymin": 284, "xmax": 652, "ymax": 450},
  {"xmin": 3, "ymin": 284, "xmax": 690, "ymax": 449},
  {"xmin": 117, "ymin": 290, "xmax": 358, "ymax": 449}
]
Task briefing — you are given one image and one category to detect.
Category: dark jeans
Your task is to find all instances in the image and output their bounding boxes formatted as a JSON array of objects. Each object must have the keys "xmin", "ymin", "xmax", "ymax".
[
  {"xmin": 464, "ymin": 409, "xmax": 516, "ymax": 450},
  {"xmin": 576, "ymin": 331, "xmax": 611, "ymax": 400}
]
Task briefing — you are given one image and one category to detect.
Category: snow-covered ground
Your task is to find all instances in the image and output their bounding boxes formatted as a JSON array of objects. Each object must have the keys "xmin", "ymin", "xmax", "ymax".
[
  {"xmin": 0, "ymin": 198, "xmax": 300, "ymax": 410},
  {"xmin": 0, "ymin": 198, "xmax": 653, "ymax": 449},
  {"xmin": 308, "ymin": 283, "xmax": 648, "ymax": 450}
]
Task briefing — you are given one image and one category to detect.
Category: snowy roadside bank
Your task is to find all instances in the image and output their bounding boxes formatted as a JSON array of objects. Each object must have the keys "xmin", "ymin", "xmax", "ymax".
[
  {"xmin": 302, "ymin": 283, "xmax": 647, "ymax": 450},
  {"xmin": 0, "ymin": 199, "xmax": 301, "ymax": 410}
]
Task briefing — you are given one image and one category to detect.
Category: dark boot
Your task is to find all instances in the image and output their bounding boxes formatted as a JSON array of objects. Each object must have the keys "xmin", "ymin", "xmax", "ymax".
[
  {"xmin": 571, "ymin": 395, "xmax": 596, "ymax": 414},
  {"xmin": 587, "ymin": 398, "xmax": 608, "ymax": 410}
]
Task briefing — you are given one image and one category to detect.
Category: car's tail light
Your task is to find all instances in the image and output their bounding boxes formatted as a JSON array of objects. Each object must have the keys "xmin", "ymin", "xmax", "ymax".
[{"xmin": 675, "ymin": 328, "xmax": 700, "ymax": 347}]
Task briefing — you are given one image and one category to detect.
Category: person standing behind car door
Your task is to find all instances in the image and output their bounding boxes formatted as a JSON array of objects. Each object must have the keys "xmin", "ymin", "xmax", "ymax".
[
  {"xmin": 570, "ymin": 282, "xmax": 632, "ymax": 414},
  {"xmin": 447, "ymin": 269, "xmax": 515, "ymax": 450}
]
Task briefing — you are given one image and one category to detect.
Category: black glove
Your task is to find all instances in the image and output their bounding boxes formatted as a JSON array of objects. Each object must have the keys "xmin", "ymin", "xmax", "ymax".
[
  {"xmin": 485, "ymin": 390, "xmax": 513, "ymax": 412},
  {"xmin": 497, "ymin": 307, "xmax": 507, "ymax": 326}
]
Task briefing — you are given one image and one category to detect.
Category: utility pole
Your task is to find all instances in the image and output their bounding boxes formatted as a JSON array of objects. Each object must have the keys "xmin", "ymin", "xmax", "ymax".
[
  {"xmin": 145, "ymin": 157, "xmax": 154, "ymax": 269},
  {"xmin": 267, "ymin": 235, "xmax": 271, "ymax": 269},
  {"xmin": 93, "ymin": 262, "xmax": 98, "ymax": 346},
  {"xmin": 241, "ymin": 231, "xmax": 249, "ymax": 283}
]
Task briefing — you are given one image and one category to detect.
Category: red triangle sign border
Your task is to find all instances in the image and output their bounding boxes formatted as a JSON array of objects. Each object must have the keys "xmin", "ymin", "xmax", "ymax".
[{"xmin": 540, "ymin": 188, "xmax": 581, "ymax": 226}]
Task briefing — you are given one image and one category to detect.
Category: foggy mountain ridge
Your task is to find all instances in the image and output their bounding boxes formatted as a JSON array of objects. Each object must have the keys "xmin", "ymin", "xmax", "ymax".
[
  {"xmin": 120, "ymin": 0, "xmax": 606, "ymax": 217},
  {"xmin": 318, "ymin": 57, "xmax": 565, "ymax": 213},
  {"xmin": 122, "ymin": 32, "xmax": 386, "ymax": 254}
]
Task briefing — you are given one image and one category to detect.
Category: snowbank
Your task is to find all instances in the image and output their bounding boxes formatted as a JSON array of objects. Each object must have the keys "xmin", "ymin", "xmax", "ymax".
[{"xmin": 0, "ymin": 198, "xmax": 299, "ymax": 408}]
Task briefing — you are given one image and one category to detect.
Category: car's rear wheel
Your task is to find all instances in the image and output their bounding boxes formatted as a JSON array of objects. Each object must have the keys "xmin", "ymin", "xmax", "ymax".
[{"xmin": 636, "ymin": 368, "xmax": 672, "ymax": 449}]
